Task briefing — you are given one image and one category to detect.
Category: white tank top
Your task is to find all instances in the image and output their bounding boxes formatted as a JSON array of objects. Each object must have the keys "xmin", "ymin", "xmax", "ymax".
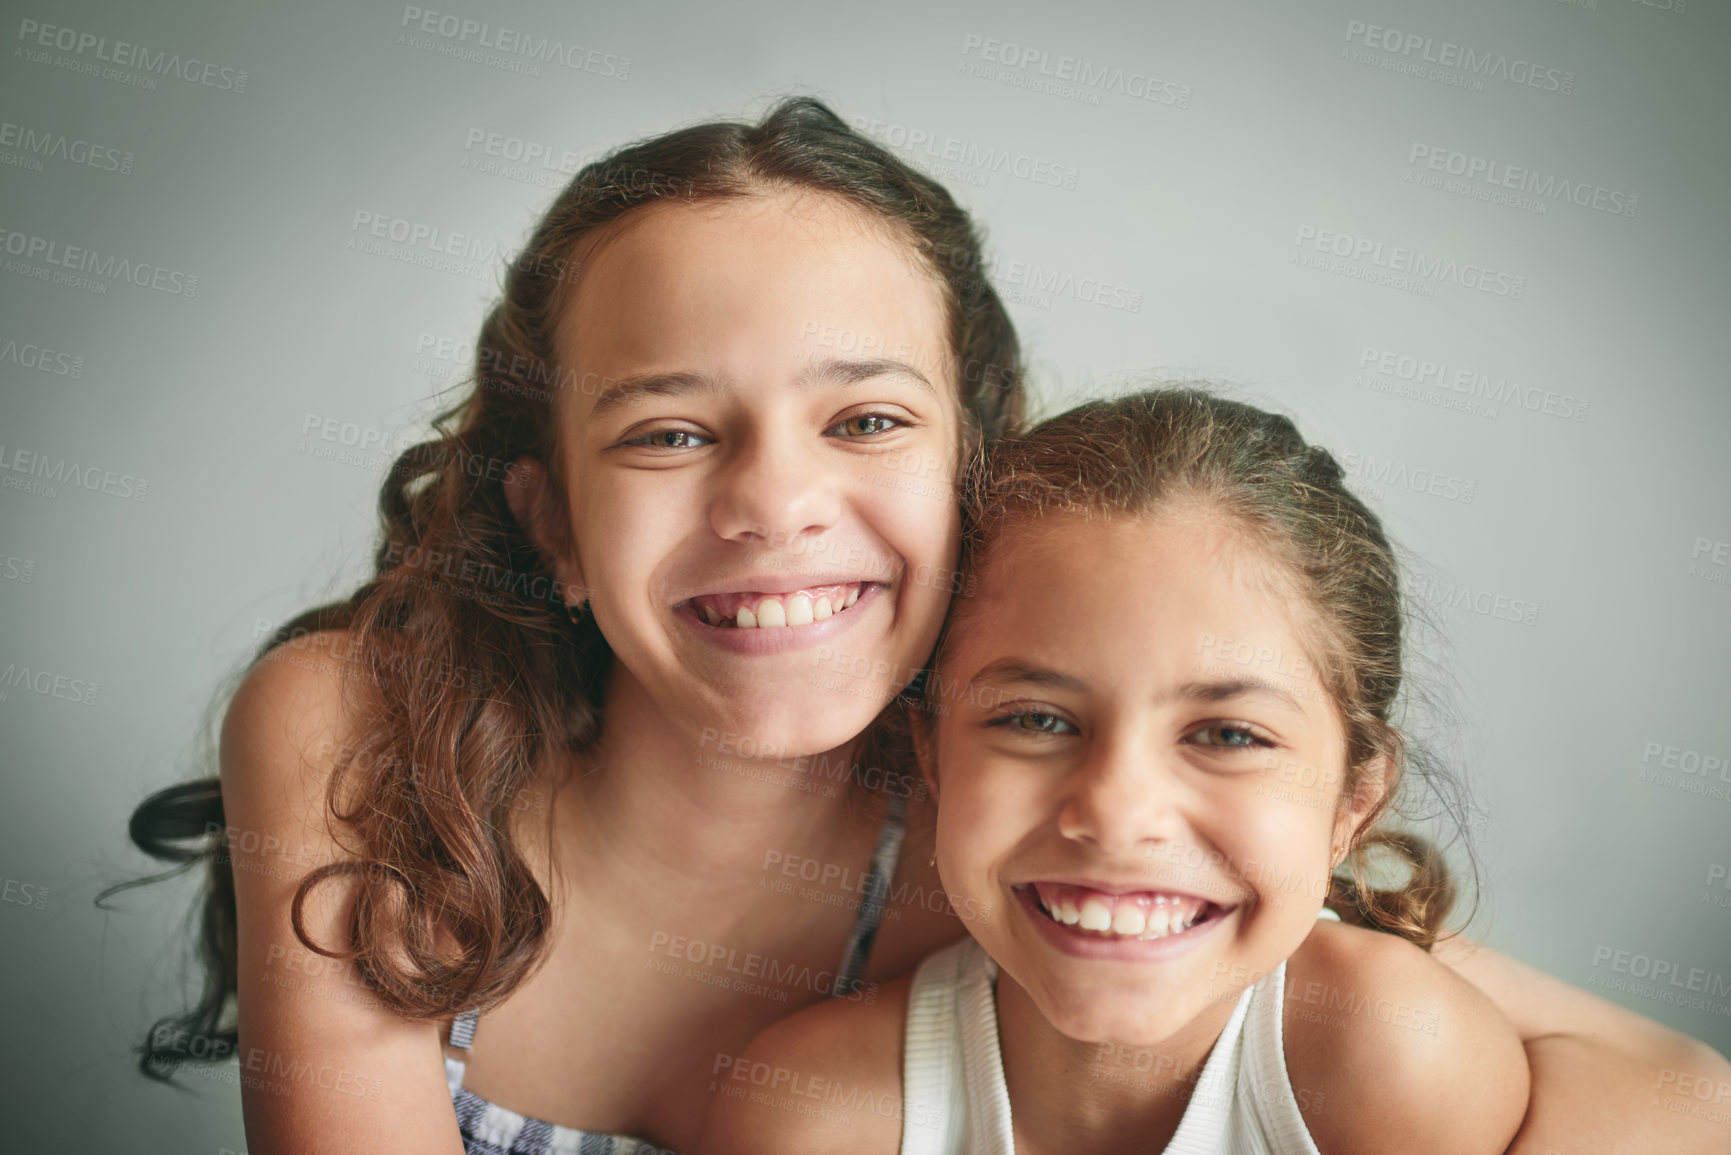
[{"xmin": 900, "ymin": 909, "xmax": 1339, "ymax": 1154}]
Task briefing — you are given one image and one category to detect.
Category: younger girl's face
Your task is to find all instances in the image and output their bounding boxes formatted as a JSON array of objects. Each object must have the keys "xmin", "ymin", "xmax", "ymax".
[
  {"xmin": 547, "ymin": 190, "xmax": 962, "ymax": 759},
  {"xmin": 929, "ymin": 507, "xmax": 1377, "ymax": 1045}
]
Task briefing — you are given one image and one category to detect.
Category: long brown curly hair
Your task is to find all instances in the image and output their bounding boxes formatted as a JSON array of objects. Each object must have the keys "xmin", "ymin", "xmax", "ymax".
[{"xmin": 111, "ymin": 96, "xmax": 1027, "ymax": 1080}]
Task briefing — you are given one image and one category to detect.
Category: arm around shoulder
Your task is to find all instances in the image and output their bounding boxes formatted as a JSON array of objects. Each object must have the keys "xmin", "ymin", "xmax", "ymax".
[
  {"xmin": 221, "ymin": 633, "xmax": 466, "ymax": 1155},
  {"xmin": 697, "ymin": 977, "xmax": 909, "ymax": 1155},
  {"xmin": 1284, "ymin": 921, "xmax": 1529, "ymax": 1155},
  {"xmin": 1435, "ymin": 935, "xmax": 1731, "ymax": 1154}
]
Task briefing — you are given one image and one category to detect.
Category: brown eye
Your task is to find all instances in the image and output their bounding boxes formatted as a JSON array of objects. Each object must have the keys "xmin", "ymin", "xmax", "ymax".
[{"xmin": 830, "ymin": 413, "xmax": 900, "ymax": 437}]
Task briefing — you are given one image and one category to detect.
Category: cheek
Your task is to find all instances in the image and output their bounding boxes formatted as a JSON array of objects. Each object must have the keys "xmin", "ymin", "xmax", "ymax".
[
  {"xmin": 1221, "ymin": 790, "xmax": 1337, "ymax": 916},
  {"xmin": 935, "ymin": 745, "xmax": 1038, "ymax": 875},
  {"xmin": 855, "ymin": 462, "xmax": 960, "ymax": 633},
  {"xmin": 575, "ymin": 479, "xmax": 686, "ymax": 604},
  {"xmin": 859, "ymin": 453, "xmax": 958, "ymax": 548}
]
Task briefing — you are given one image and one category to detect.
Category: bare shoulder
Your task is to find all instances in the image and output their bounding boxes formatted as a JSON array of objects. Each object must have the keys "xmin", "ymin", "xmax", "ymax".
[
  {"xmin": 1284, "ymin": 920, "xmax": 1529, "ymax": 1155},
  {"xmin": 221, "ymin": 629, "xmax": 463, "ymax": 1153},
  {"xmin": 222, "ymin": 629, "xmax": 369, "ymax": 794},
  {"xmin": 698, "ymin": 973, "xmax": 912, "ymax": 1155}
]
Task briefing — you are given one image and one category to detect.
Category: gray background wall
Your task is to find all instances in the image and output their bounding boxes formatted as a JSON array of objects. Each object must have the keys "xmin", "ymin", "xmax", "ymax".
[{"xmin": 2, "ymin": 0, "xmax": 1727, "ymax": 1151}]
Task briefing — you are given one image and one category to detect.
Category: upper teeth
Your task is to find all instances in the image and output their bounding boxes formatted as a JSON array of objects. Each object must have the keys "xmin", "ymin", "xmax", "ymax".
[
  {"xmin": 1033, "ymin": 884, "xmax": 1207, "ymax": 942},
  {"xmin": 695, "ymin": 585, "xmax": 862, "ymax": 629}
]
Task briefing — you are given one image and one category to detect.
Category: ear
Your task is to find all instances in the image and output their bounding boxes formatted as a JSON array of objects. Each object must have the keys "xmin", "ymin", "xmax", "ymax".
[
  {"xmin": 503, "ymin": 456, "xmax": 587, "ymax": 604},
  {"xmin": 1332, "ymin": 751, "xmax": 1395, "ymax": 859}
]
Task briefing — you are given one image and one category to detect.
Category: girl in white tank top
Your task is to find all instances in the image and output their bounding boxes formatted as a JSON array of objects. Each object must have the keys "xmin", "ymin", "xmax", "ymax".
[
  {"xmin": 700, "ymin": 389, "xmax": 1529, "ymax": 1155},
  {"xmin": 898, "ymin": 912, "xmax": 1339, "ymax": 1155}
]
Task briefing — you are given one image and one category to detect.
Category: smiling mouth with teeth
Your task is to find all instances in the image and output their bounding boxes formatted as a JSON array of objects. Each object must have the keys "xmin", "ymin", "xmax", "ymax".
[
  {"xmin": 682, "ymin": 582, "xmax": 866, "ymax": 629},
  {"xmin": 1025, "ymin": 882, "xmax": 1226, "ymax": 942}
]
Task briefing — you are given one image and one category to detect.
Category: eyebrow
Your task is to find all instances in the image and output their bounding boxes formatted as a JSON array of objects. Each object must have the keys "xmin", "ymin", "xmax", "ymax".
[
  {"xmin": 796, "ymin": 356, "xmax": 935, "ymax": 395},
  {"xmin": 586, "ymin": 356, "xmax": 935, "ymax": 419},
  {"xmin": 966, "ymin": 659, "xmax": 1086, "ymax": 695},
  {"xmin": 588, "ymin": 370, "xmax": 723, "ymax": 419},
  {"xmin": 964, "ymin": 663, "xmax": 1307, "ymax": 714},
  {"xmin": 1174, "ymin": 678, "xmax": 1305, "ymax": 714}
]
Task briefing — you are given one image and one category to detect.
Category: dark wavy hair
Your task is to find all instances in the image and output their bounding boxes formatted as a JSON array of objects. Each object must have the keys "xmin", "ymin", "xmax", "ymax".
[
  {"xmin": 106, "ymin": 96, "xmax": 1027, "ymax": 1081},
  {"xmin": 918, "ymin": 387, "xmax": 1474, "ymax": 948}
]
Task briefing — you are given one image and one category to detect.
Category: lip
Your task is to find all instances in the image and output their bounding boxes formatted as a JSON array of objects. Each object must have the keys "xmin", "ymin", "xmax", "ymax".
[
  {"xmin": 672, "ymin": 580, "xmax": 889, "ymax": 656},
  {"xmin": 1013, "ymin": 884, "xmax": 1234, "ymax": 962}
]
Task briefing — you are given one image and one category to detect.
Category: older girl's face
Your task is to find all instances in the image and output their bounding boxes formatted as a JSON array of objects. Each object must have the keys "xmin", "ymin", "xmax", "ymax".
[
  {"xmin": 928, "ymin": 508, "xmax": 1380, "ymax": 1045},
  {"xmin": 543, "ymin": 190, "xmax": 962, "ymax": 760}
]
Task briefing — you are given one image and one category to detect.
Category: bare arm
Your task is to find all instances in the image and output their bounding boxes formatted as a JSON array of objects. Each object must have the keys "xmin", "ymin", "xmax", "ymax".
[
  {"xmin": 222, "ymin": 635, "xmax": 467, "ymax": 1155},
  {"xmin": 1434, "ymin": 937, "xmax": 1731, "ymax": 1154}
]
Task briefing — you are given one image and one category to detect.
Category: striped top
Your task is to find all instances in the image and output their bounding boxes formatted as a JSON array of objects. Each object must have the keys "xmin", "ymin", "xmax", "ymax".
[
  {"xmin": 901, "ymin": 908, "xmax": 1339, "ymax": 1155},
  {"xmin": 444, "ymin": 791, "xmax": 908, "ymax": 1154}
]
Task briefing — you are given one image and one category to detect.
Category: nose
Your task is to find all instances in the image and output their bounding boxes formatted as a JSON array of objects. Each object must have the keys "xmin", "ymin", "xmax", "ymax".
[
  {"xmin": 707, "ymin": 423, "xmax": 844, "ymax": 552},
  {"xmin": 1057, "ymin": 730, "xmax": 1188, "ymax": 856}
]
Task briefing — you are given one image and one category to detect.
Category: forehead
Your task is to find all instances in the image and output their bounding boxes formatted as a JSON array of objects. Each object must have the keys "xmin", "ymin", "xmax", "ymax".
[
  {"xmin": 947, "ymin": 508, "xmax": 1322, "ymax": 694},
  {"xmin": 557, "ymin": 191, "xmax": 953, "ymax": 392}
]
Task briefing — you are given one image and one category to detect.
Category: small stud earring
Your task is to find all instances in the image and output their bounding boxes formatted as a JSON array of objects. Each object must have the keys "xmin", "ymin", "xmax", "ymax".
[
  {"xmin": 928, "ymin": 854, "xmax": 936, "ymax": 868},
  {"xmin": 564, "ymin": 598, "xmax": 588, "ymax": 624}
]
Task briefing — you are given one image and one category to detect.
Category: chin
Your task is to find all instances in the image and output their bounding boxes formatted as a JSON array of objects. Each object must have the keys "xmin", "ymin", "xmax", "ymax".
[
  {"xmin": 1035, "ymin": 987, "xmax": 1180, "ymax": 1047},
  {"xmin": 702, "ymin": 689, "xmax": 888, "ymax": 764}
]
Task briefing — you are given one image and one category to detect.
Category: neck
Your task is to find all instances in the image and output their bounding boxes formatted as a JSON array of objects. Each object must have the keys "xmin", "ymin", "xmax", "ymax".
[
  {"xmin": 995, "ymin": 970, "xmax": 1241, "ymax": 1154},
  {"xmin": 554, "ymin": 666, "xmax": 874, "ymax": 892}
]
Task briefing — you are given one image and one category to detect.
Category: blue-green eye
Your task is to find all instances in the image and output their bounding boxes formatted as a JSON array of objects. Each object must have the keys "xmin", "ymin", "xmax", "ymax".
[
  {"xmin": 1187, "ymin": 723, "xmax": 1268, "ymax": 749},
  {"xmin": 829, "ymin": 412, "xmax": 902, "ymax": 437}
]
